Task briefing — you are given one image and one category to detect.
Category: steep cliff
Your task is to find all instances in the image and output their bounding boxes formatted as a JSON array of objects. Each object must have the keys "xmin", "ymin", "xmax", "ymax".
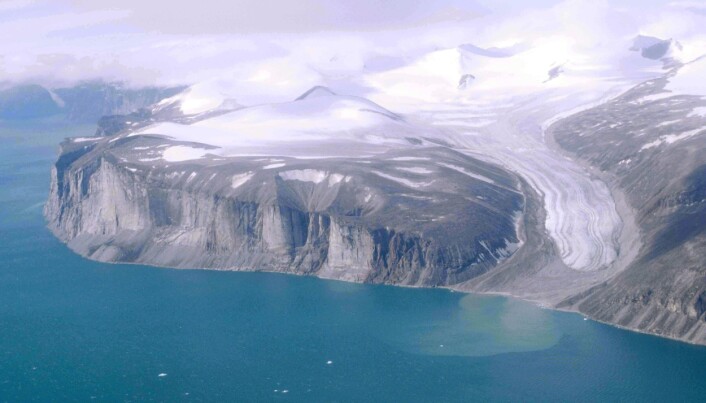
[
  {"xmin": 46, "ymin": 134, "xmax": 524, "ymax": 287},
  {"xmin": 0, "ymin": 85, "xmax": 62, "ymax": 119},
  {"xmin": 0, "ymin": 82, "xmax": 184, "ymax": 123},
  {"xmin": 54, "ymin": 82, "xmax": 184, "ymax": 123}
]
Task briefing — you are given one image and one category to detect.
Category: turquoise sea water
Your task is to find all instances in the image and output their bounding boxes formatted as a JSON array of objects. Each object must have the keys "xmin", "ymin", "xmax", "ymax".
[{"xmin": 1, "ymin": 117, "xmax": 705, "ymax": 402}]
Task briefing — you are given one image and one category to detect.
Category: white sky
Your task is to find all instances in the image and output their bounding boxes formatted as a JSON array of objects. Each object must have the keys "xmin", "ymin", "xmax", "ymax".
[{"xmin": 0, "ymin": 0, "xmax": 704, "ymax": 89}]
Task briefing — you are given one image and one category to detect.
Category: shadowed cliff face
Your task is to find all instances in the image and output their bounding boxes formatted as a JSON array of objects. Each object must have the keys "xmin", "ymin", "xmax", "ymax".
[
  {"xmin": 0, "ymin": 82, "xmax": 184, "ymax": 123},
  {"xmin": 53, "ymin": 83, "xmax": 185, "ymax": 123},
  {"xmin": 549, "ymin": 72, "xmax": 706, "ymax": 345},
  {"xmin": 45, "ymin": 134, "xmax": 525, "ymax": 288},
  {"xmin": 0, "ymin": 85, "xmax": 62, "ymax": 120}
]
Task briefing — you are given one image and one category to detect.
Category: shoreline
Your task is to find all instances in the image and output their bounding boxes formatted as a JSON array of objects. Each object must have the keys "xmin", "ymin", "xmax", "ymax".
[{"xmin": 46, "ymin": 218, "xmax": 706, "ymax": 348}]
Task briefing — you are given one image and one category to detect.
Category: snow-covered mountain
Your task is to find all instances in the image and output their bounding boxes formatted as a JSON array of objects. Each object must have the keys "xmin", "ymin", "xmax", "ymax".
[
  {"xmin": 40, "ymin": 1, "xmax": 706, "ymax": 346},
  {"xmin": 127, "ymin": 86, "xmax": 412, "ymax": 159},
  {"xmin": 47, "ymin": 86, "xmax": 526, "ymax": 287}
]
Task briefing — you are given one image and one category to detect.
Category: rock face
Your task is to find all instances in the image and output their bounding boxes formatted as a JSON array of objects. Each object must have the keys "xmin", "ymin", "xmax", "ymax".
[
  {"xmin": 0, "ymin": 85, "xmax": 62, "ymax": 119},
  {"xmin": 0, "ymin": 82, "xmax": 184, "ymax": 123},
  {"xmin": 629, "ymin": 35, "xmax": 684, "ymax": 68},
  {"xmin": 54, "ymin": 82, "xmax": 184, "ymax": 123},
  {"xmin": 549, "ymin": 70, "xmax": 706, "ymax": 344},
  {"xmin": 46, "ymin": 134, "xmax": 524, "ymax": 287}
]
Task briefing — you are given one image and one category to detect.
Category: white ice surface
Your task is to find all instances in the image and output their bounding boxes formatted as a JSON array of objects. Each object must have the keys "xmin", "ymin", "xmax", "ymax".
[
  {"xmin": 360, "ymin": 35, "xmax": 676, "ymax": 272},
  {"xmin": 666, "ymin": 57, "xmax": 706, "ymax": 96},
  {"xmin": 133, "ymin": 89, "xmax": 414, "ymax": 159},
  {"xmin": 688, "ymin": 107, "xmax": 706, "ymax": 118},
  {"xmin": 161, "ymin": 145, "xmax": 210, "ymax": 162}
]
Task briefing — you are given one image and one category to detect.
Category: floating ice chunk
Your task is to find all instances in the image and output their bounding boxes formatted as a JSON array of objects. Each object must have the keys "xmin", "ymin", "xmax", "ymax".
[
  {"xmin": 326, "ymin": 360, "xmax": 333, "ymax": 365},
  {"xmin": 158, "ymin": 373, "xmax": 167, "ymax": 377}
]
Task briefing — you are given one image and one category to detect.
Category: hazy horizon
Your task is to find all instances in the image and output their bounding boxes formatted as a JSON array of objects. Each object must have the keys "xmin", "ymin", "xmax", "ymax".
[{"xmin": 1, "ymin": 0, "xmax": 704, "ymax": 93}]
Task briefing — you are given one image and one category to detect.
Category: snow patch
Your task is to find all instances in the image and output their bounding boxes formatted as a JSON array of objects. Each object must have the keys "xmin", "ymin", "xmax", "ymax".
[
  {"xmin": 666, "ymin": 58, "xmax": 706, "ymax": 97},
  {"xmin": 631, "ymin": 92, "xmax": 674, "ymax": 104},
  {"xmin": 437, "ymin": 163, "xmax": 496, "ymax": 185},
  {"xmin": 687, "ymin": 107, "xmax": 706, "ymax": 118},
  {"xmin": 640, "ymin": 128, "xmax": 704, "ymax": 150},
  {"xmin": 656, "ymin": 119, "xmax": 682, "ymax": 127},
  {"xmin": 278, "ymin": 169, "xmax": 348, "ymax": 186},
  {"xmin": 231, "ymin": 172, "xmax": 254, "ymax": 189},
  {"xmin": 372, "ymin": 171, "xmax": 434, "ymax": 188},
  {"xmin": 395, "ymin": 167, "xmax": 433, "ymax": 174},
  {"xmin": 161, "ymin": 145, "xmax": 211, "ymax": 162},
  {"xmin": 279, "ymin": 169, "xmax": 328, "ymax": 183},
  {"xmin": 134, "ymin": 89, "xmax": 407, "ymax": 159}
]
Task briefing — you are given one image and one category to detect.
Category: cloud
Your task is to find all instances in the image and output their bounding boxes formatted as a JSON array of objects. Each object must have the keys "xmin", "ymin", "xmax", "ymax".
[
  {"xmin": 67, "ymin": 0, "xmax": 486, "ymax": 34},
  {"xmin": 669, "ymin": 1, "xmax": 706, "ymax": 14},
  {"xmin": 0, "ymin": 0, "xmax": 704, "ymax": 95}
]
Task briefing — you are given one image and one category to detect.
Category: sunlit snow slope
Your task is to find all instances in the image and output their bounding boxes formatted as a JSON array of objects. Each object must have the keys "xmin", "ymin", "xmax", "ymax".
[
  {"xmin": 365, "ymin": 39, "xmax": 676, "ymax": 272},
  {"xmin": 131, "ymin": 86, "xmax": 415, "ymax": 158}
]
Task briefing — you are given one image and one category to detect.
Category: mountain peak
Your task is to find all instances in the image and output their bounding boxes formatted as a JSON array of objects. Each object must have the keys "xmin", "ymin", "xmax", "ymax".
[{"xmin": 630, "ymin": 35, "xmax": 684, "ymax": 67}]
